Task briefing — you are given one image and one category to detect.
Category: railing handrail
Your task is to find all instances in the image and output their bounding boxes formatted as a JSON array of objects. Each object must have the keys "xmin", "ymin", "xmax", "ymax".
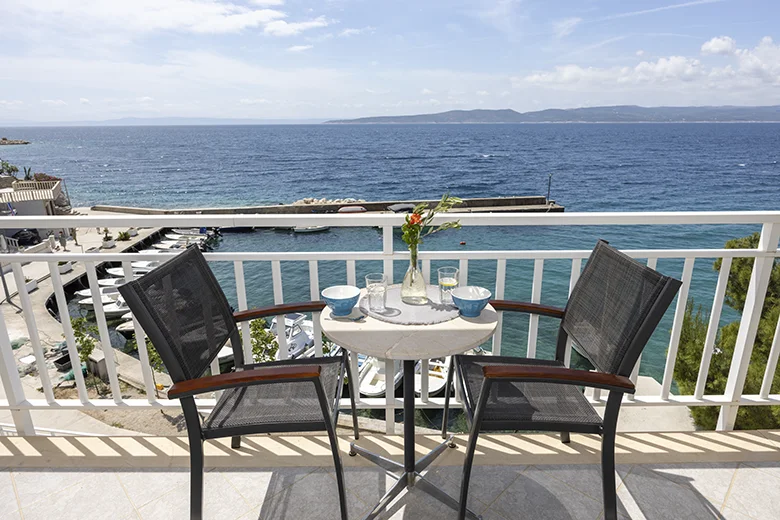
[
  {"xmin": 12, "ymin": 180, "xmax": 60, "ymax": 191},
  {"xmin": 2, "ymin": 210, "xmax": 780, "ymax": 229}
]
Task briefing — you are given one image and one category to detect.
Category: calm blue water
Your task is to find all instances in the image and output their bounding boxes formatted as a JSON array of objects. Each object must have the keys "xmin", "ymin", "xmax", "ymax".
[{"xmin": 2, "ymin": 123, "xmax": 780, "ymax": 380}]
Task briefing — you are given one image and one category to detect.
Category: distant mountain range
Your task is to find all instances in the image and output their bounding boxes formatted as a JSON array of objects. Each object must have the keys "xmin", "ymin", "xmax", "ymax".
[{"xmin": 325, "ymin": 106, "xmax": 780, "ymax": 124}]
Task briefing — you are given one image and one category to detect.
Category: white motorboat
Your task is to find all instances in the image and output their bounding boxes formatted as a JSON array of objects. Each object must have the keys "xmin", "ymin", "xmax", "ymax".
[
  {"xmin": 78, "ymin": 294, "xmax": 119, "ymax": 308},
  {"xmin": 74, "ymin": 287, "xmax": 119, "ymax": 298},
  {"xmin": 269, "ymin": 314, "xmax": 315, "ymax": 359},
  {"xmin": 172, "ymin": 228, "xmax": 210, "ymax": 236},
  {"xmin": 121, "ymin": 312, "xmax": 133, "ymax": 320},
  {"xmin": 116, "ymin": 320, "xmax": 135, "ymax": 337},
  {"xmin": 165, "ymin": 233, "xmax": 207, "ymax": 242},
  {"xmin": 98, "ymin": 277, "xmax": 126, "ymax": 287},
  {"xmin": 152, "ymin": 241, "xmax": 191, "ymax": 250},
  {"xmin": 131, "ymin": 260, "xmax": 162, "ymax": 270},
  {"xmin": 414, "ymin": 357, "xmax": 450, "ymax": 397},
  {"xmin": 293, "ymin": 226, "xmax": 330, "ymax": 234},
  {"xmin": 100, "ymin": 297, "xmax": 132, "ymax": 318},
  {"xmin": 105, "ymin": 266, "xmax": 154, "ymax": 277},
  {"xmin": 358, "ymin": 357, "xmax": 408, "ymax": 398}
]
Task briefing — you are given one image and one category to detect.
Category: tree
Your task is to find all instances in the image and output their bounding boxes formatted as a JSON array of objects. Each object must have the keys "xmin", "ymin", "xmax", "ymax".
[
  {"xmin": 248, "ymin": 318, "xmax": 279, "ymax": 363},
  {"xmin": 22, "ymin": 167, "xmax": 32, "ymax": 181},
  {"xmin": 0, "ymin": 160, "xmax": 19, "ymax": 177},
  {"xmin": 70, "ymin": 318, "xmax": 100, "ymax": 394},
  {"xmin": 675, "ymin": 233, "xmax": 780, "ymax": 430}
]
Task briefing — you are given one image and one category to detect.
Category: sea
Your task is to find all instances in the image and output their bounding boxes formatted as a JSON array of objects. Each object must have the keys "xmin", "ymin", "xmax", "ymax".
[{"xmin": 2, "ymin": 123, "xmax": 779, "ymax": 381}]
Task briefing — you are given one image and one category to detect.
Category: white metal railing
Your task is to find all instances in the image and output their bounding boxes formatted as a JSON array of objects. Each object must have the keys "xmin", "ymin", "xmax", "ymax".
[
  {"xmin": 0, "ymin": 180, "xmax": 62, "ymax": 204},
  {"xmin": 12, "ymin": 180, "xmax": 60, "ymax": 191},
  {"xmin": 0, "ymin": 211, "xmax": 778, "ymax": 436}
]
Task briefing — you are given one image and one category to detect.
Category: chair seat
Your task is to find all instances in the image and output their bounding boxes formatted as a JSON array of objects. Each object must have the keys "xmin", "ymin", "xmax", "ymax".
[
  {"xmin": 454, "ymin": 355, "xmax": 604, "ymax": 433},
  {"xmin": 202, "ymin": 357, "xmax": 343, "ymax": 438}
]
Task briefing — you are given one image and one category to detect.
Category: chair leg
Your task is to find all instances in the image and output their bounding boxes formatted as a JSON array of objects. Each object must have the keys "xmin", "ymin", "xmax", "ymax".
[
  {"xmin": 442, "ymin": 357, "xmax": 455, "ymax": 440},
  {"xmin": 560, "ymin": 431, "xmax": 570, "ymax": 444},
  {"xmin": 459, "ymin": 429, "xmax": 480, "ymax": 520},
  {"xmin": 602, "ymin": 391, "xmax": 623, "ymax": 520},
  {"xmin": 231, "ymin": 436, "xmax": 241, "ymax": 449},
  {"xmin": 190, "ymin": 438, "xmax": 204, "ymax": 520},
  {"xmin": 325, "ymin": 419, "xmax": 349, "ymax": 520}
]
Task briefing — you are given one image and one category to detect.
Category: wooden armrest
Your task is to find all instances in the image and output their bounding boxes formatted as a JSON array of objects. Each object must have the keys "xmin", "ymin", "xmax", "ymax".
[
  {"xmin": 489, "ymin": 300, "xmax": 565, "ymax": 319},
  {"xmin": 233, "ymin": 301, "xmax": 327, "ymax": 322},
  {"xmin": 167, "ymin": 365, "xmax": 322, "ymax": 399},
  {"xmin": 482, "ymin": 365, "xmax": 635, "ymax": 393}
]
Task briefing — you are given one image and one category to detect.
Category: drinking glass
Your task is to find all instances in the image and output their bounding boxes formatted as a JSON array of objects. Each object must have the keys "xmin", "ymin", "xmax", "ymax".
[
  {"xmin": 438, "ymin": 267, "xmax": 459, "ymax": 304},
  {"xmin": 365, "ymin": 273, "xmax": 387, "ymax": 311}
]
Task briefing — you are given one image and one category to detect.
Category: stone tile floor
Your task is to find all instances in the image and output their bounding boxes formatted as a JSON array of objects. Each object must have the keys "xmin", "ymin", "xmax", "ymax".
[{"xmin": 3, "ymin": 461, "xmax": 779, "ymax": 520}]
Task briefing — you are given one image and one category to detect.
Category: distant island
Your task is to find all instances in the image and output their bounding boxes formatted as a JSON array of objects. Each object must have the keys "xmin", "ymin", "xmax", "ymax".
[
  {"xmin": 0, "ymin": 137, "xmax": 30, "ymax": 145},
  {"xmin": 325, "ymin": 105, "xmax": 780, "ymax": 124}
]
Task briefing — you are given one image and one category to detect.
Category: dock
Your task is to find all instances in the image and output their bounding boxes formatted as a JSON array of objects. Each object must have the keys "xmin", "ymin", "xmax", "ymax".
[{"xmin": 91, "ymin": 195, "xmax": 564, "ymax": 215}]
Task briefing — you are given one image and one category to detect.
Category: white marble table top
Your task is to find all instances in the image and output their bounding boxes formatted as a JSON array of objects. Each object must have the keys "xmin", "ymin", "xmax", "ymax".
[{"xmin": 320, "ymin": 289, "xmax": 498, "ymax": 360}]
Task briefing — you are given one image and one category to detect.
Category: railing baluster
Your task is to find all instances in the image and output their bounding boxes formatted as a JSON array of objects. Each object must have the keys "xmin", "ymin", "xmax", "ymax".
[
  {"xmin": 760, "ymin": 312, "xmax": 780, "ymax": 398},
  {"xmin": 48, "ymin": 262, "xmax": 89, "ymax": 404},
  {"xmin": 661, "ymin": 257, "xmax": 695, "ymax": 400},
  {"xmin": 422, "ymin": 259, "xmax": 431, "ymax": 284},
  {"xmin": 382, "ymin": 226, "xmax": 394, "ymax": 283},
  {"xmin": 527, "ymin": 258, "xmax": 544, "ymax": 358},
  {"xmin": 271, "ymin": 260, "xmax": 288, "ymax": 359},
  {"xmin": 309, "ymin": 260, "xmax": 323, "ymax": 357},
  {"xmin": 420, "ymin": 359, "xmax": 429, "ymax": 403},
  {"xmin": 233, "ymin": 261, "xmax": 252, "ymax": 363},
  {"xmin": 563, "ymin": 258, "xmax": 582, "ymax": 367},
  {"xmin": 346, "ymin": 260, "xmax": 356, "ymax": 287},
  {"xmin": 718, "ymin": 222, "xmax": 780, "ymax": 430},
  {"xmin": 459, "ymin": 259, "xmax": 468, "ymax": 286},
  {"xmin": 123, "ymin": 261, "xmax": 158, "ymax": 401},
  {"xmin": 11, "ymin": 263, "xmax": 55, "ymax": 403},
  {"xmin": 385, "ymin": 359, "xmax": 394, "ymax": 434},
  {"xmin": 492, "ymin": 259, "xmax": 506, "ymax": 356},
  {"xmin": 84, "ymin": 262, "xmax": 122, "ymax": 403},
  {"xmin": 0, "ymin": 305, "xmax": 35, "ymax": 434},
  {"xmin": 695, "ymin": 257, "xmax": 731, "ymax": 399}
]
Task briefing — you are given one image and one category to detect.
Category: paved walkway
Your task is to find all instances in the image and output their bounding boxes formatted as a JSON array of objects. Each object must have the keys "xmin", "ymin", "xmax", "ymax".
[{"xmin": 1, "ymin": 431, "xmax": 778, "ymax": 519}]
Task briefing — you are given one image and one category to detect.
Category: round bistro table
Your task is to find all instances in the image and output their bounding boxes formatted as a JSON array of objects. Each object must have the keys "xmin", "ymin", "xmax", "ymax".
[{"xmin": 320, "ymin": 289, "xmax": 498, "ymax": 520}]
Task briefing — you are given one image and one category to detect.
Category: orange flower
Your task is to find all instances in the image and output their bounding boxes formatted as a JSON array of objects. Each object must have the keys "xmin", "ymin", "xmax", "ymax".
[{"xmin": 409, "ymin": 213, "xmax": 422, "ymax": 226}]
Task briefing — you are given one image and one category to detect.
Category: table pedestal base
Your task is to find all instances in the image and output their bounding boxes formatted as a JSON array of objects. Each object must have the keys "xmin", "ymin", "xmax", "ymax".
[{"xmin": 349, "ymin": 436, "xmax": 481, "ymax": 520}]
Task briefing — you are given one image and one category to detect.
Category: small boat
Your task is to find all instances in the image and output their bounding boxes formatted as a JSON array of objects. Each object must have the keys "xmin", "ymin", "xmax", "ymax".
[
  {"xmin": 387, "ymin": 203, "xmax": 416, "ymax": 213},
  {"xmin": 338, "ymin": 205, "xmax": 368, "ymax": 213},
  {"xmin": 219, "ymin": 226, "xmax": 254, "ymax": 233},
  {"xmin": 152, "ymin": 241, "xmax": 192, "ymax": 250},
  {"xmin": 293, "ymin": 225, "xmax": 330, "ymax": 233},
  {"xmin": 78, "ymin": 294, "xmax": 120, "ymax": 308},
  {"xmin": 165, "ymin": 233, "xmax": 207, "ymax": 241},
  {"xmin": 99, "ymin": 297, "xmax": 132, "ymax": 318},
  {"xmin": 131, "ymin": 260, "xmax": 162, "ymax": 270},
  {"xmin": 105, "ymin": 266, "xmax": 154, "ymax": 277},
  {"xmin": 414, "ymin": 357, "xmax": 450, "ymax": 397},
  {"xmin": 98, "ymin": 277, "xmax": 126, "ymax": 287},
  {"xmin": 115, "ymin": 320, "xmax": 135, "ymax": 337},
  {"xmin": 74, "ymin": 287, "xmax": 119, "ymax": 298},
  {"xmin": 358, "ymin": 357, "xmax": 408, "ymax": 398},
  {"xmin": 172, "ymin": 228, "xmax": 212, "ymax": 236},
  {"xmin": 269, "ymin": 314, "xmax": 315, "ymax": 359},
  {"xmin": 121, "ymin": 312, "xmax": 133, "ymax": 321}
]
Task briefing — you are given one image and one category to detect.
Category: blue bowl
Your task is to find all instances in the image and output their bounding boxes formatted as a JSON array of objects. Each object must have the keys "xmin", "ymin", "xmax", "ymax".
[
  {"xmin": 451, "ymin": 286, "xmax": 491, "ymax": 318},
  {"xmin": 321, "ymin": 285, "xmax": 361, "ymax": 317}
]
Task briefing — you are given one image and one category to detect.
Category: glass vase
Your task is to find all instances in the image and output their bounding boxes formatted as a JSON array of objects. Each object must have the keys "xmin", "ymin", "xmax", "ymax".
[{"xmin": 401, "ymin": 247, "xmax": 428, "ymax": 305}]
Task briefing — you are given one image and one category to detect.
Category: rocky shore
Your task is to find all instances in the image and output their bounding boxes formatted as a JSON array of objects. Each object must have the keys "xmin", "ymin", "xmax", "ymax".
[
  {"xmin": 292, "ymin": 197, "xmax": 366, "ymax": 205},
  {"xmin": 0, "ymin": 137, "xmax": 30, "ymax": 145}
]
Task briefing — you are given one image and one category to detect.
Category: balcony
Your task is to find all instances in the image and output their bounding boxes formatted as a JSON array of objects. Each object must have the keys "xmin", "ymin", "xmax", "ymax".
[{"xmin": 1, "ymin": 210, "xmax": 779, "ymax": 519}]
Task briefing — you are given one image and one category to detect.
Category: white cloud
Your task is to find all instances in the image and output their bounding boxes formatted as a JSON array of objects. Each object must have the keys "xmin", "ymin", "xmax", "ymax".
[
  {"xmin": 339, "ymin": 27, "xmax": 374, "ymax": 37},
  {"xmin": 476, "ymin": 90, "xmax": 490, "ymax": 96},
  {"xmin": 137, "ymin": 96, "xmax": 154, "ymax": 103},
  {"xmin": 41, "ymin": 99, "xmax": 68, "ymax": 106},
  {"xmin": 597, "ymin": 0, "xmax": 724, "ymax": 22},
  {"xmin": 0, "ymin": 100, "xmax": 24, "ymax": 110},
  {"xmin": 79, "ymin": 98, "xmax": 91, "ymax": 105},
  {"xmin": 5, "ymin": 1, "xmax": 288, "ymax": 35},
  {"xmin": 240, "ymin": 98, "xmax": 272, "ymax": 105},
  {"xmin": 553, "ymin": 17, "xmax": 581, "ymax": 38},
  {"xmin": 250, "ymin": 0, "xmax": 285, "ymax": 5},
  {"xmin": 636, "ymin": 50, "xmax": 645, "ymax": 57},
  {"xmin": 287, "ymin": 45, "xmax": 313, "ymax": 52},
  {"xmin": 702, "ymin": 36, "xmax": 737, "ymax": 56},
  {"xmin": 516, "ymin": 36, "xmax": 780, "ymax": 93},
  {"xmin": 420, "ymin": 88, "xmax": 435, "ymax": 95},
  {"xmin": 264, "ymin": 16, "xmax": 329, "ymax": 37}
]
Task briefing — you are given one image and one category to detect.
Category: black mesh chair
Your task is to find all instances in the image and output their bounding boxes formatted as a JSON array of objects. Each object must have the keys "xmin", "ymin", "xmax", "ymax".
[
  {"xmin": 118, "ymin": 246, "xmax": 359, "ymax": 520},
  {"xmin": 442, "ymin": 241, "xmax": 682, "ymax": 520}
]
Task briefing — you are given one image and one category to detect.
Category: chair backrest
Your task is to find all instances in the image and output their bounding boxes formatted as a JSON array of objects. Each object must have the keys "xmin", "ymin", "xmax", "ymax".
[
  {"xmin": 561, "ymin": 240, "xmax": 682, "ymax": 376},
  {"xmin": 118, "ymin": 246, "xmax": 238, "ymax": 383}
]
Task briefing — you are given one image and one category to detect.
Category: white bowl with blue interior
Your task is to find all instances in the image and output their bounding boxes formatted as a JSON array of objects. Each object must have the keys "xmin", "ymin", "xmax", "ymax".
[
  {"xmin": 321, "ymin": 285, "xmax": 361, "ymax": 317},
  {"xmin": 451, "ymin": 286, "xmax": 491, "ymax": 318}
]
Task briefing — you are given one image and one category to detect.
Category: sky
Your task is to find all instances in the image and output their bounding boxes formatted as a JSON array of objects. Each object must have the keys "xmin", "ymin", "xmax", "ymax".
[{"xmin": 1, "ymin": 0, "xmax": 779, "ymax": 121}]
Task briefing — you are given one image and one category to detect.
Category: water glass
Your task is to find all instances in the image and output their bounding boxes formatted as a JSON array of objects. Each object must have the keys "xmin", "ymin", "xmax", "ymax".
[
  {"xmin": 365, "ymin": 273, "xmax": 387, "ymax": 311},
  {"xmin": 438, "ymin": 267, "xmax": 459, "ymax": 304}
]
